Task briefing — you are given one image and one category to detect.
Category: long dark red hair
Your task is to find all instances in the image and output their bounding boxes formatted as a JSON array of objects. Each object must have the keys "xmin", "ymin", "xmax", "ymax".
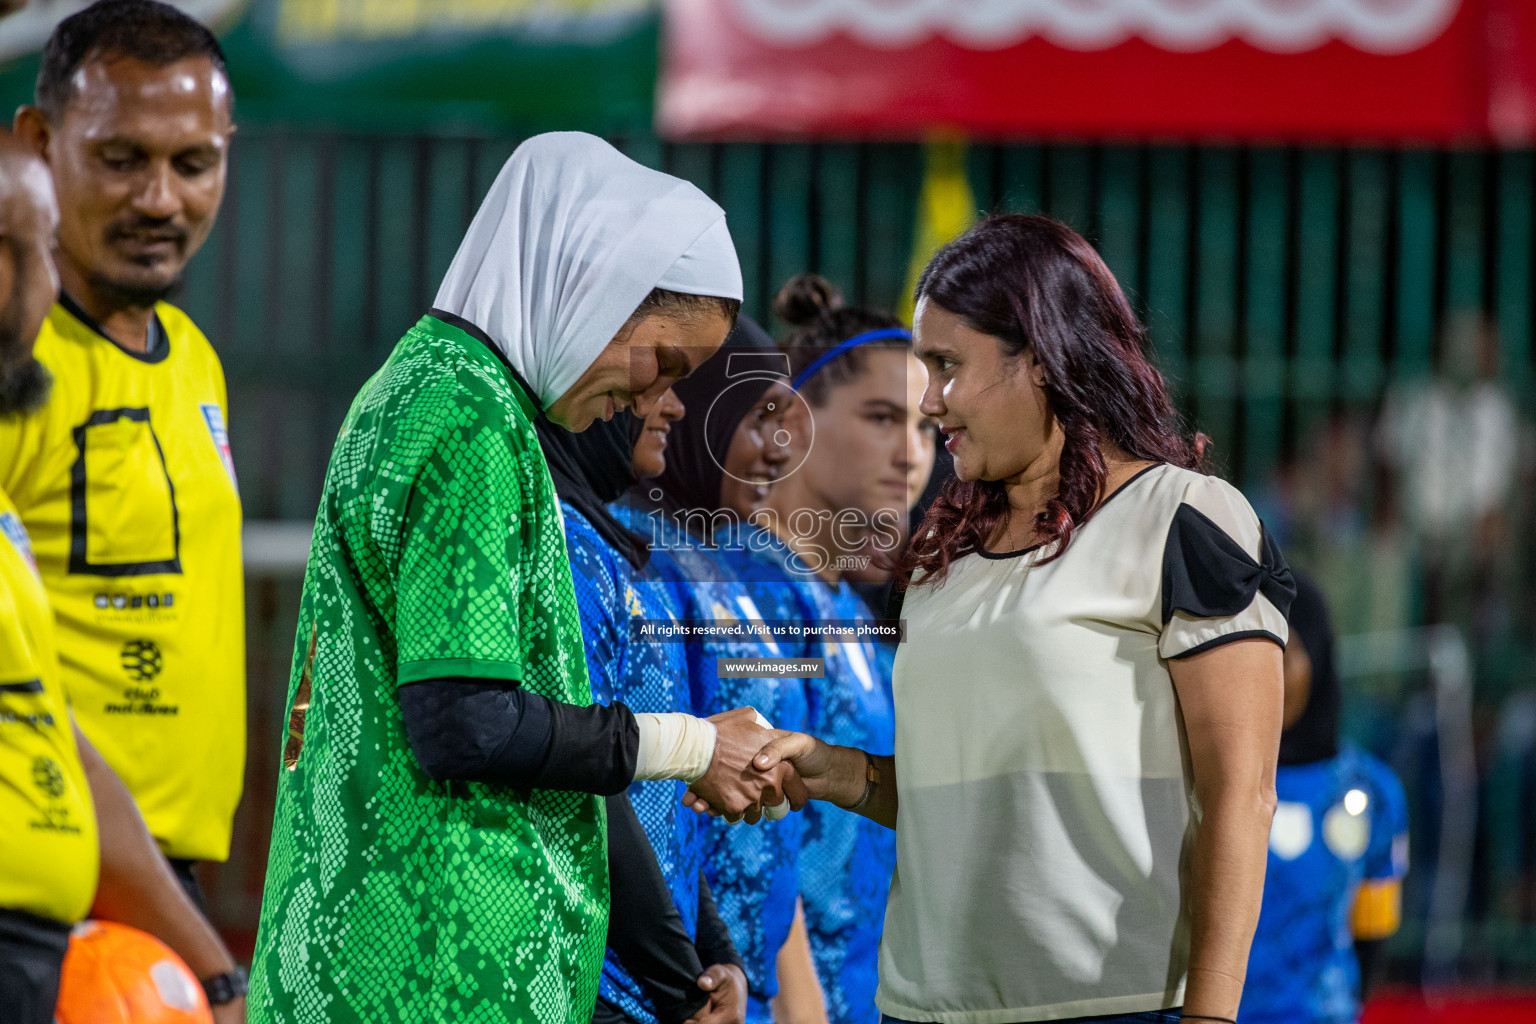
[{"xmin": 900, "ymin": 214, "xmax": 1205, "ymax": 586}]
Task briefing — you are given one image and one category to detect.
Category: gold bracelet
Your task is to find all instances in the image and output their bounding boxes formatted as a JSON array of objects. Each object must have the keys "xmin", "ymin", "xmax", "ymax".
[{"xmin": 846, "ymin": 752, "xmax": 880, "ymax": 811}]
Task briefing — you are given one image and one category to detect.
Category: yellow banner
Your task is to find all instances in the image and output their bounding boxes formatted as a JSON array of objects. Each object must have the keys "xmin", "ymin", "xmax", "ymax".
[
  {"xmin": 899, "ymin": 137, "xmax": 978, "ymax": 326},
  {"xmin": 280, "ymin": 0, "xmax": 649, "ymax": 42}
]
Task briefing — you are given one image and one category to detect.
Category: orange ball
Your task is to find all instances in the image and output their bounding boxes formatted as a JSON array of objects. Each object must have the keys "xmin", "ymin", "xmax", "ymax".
[{"xmin": 54, "ymin": 920, "xmax": 213, "ymax": 1024}]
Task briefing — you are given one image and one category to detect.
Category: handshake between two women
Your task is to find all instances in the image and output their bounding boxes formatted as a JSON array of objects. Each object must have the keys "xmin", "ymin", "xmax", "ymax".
[{"xmin": 675, "ymin": 706, "xmax": 870, "ymax": 825}]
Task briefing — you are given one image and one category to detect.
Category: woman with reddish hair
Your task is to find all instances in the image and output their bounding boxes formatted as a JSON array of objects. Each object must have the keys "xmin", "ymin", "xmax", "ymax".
[{"xmin": 746, "ymin": 215, "xmax": 1295, "ymax": 1024}]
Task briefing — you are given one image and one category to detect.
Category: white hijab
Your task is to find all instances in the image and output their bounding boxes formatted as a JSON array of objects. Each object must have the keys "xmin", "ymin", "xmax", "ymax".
[{"xmin": 433, "ymin": 132, "xmax": 743, "ymax": 410}]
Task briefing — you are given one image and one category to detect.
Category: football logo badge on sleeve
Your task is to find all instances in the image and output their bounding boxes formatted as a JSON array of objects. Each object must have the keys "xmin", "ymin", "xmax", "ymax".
[{"xmin": 200, "ymin": 403, "xmax": 239, "ymax": 490}]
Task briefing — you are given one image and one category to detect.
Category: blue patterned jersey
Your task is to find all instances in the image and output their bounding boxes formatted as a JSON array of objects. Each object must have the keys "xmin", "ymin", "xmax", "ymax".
[
  {"xmin": 1241, "ymin": 747, "xmax": 1409, "ymax": 1024},
  {"xmin": 712, "ymin": 533, "xmax": 816, "ymax": 1024},
  {"xmin": 562, "ymin": 504, "xmax": 704, "ymax": 1024},
  {"xmin": 613, "ymin": 506, "xmax": 804, "ymax": 1024},
  {"xmin": 740, "ymin": 532, "xmax": 897, "ymax": 1024}
]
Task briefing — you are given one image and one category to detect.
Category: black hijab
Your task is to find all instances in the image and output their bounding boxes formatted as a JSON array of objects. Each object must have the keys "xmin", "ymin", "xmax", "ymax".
[
  {"xmin": 643, "ymin": 315, "xmax": 785, "ymax": 530},
  {"xmin": 1278, "ymin": 571, "xmax": 1342, "ymax": 766},
  {"xmin": 535, "ymin": 411, "xmax": 649, "ymax": 569}
]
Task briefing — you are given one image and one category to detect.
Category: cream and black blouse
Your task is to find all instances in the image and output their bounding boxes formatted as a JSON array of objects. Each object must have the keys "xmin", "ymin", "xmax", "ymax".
[{"xmin": 880, "ymin": 464, "xmax": 1293, "ymax": 1024}]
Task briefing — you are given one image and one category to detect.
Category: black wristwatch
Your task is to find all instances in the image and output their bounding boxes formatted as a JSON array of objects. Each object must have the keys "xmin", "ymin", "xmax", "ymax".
[{"xmin": 202, "ymin": 966, "xmax": 248, "ymax": 1007}]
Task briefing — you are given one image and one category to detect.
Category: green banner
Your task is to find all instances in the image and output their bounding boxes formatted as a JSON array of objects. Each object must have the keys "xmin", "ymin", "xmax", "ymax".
[{"xmin": 0, "ymin": 0, "xmax": 660, "ymax": 132}]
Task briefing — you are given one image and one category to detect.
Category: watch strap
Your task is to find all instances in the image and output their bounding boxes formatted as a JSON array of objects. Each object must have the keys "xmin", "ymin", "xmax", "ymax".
[{"xmin": 202, "ymin": 966, "xmax": 249, "ymax": 1007}]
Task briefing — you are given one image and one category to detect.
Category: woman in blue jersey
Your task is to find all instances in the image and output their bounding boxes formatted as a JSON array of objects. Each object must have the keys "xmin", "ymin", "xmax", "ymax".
[
  {"xmin": 737, "ymin": 276, "xmax": 936, "ymax": 1024},
  {"xmin": 617, "ymin": 317, "xmax": 818, "ymax": 1024},
  {"xmin": 1239, "ymin": 572, "xmax": 1407, "ymax": 1024},
  {"xmin": 536, "ymin": 407, "xmax": 749, "ymax": 1024}
]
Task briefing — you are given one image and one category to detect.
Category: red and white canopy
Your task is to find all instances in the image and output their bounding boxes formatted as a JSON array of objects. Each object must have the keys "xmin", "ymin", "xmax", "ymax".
[{"xmin": 659, "ymin": 0, "xmax": 1536, "ymax": 142}]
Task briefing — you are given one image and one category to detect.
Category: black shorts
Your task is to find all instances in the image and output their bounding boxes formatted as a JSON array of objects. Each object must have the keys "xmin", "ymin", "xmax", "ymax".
[{"xmin": 0, "ymin": 907, "xmax": 72, "ymax": 1024}]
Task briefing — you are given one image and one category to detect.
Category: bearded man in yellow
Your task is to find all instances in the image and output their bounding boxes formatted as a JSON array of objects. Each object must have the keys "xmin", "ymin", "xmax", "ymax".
[{"xmin": 0, "ymin": 0, "xmax": 243, "ymax": 905}]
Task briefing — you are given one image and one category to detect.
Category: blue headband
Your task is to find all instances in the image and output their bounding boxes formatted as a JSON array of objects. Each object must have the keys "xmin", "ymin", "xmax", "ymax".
[{"xmin": 789, "ymin": 327, "xmax": 913, "ymax": 390}]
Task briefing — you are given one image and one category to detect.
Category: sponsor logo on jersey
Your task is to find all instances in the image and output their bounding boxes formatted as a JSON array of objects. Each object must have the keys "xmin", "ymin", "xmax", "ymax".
[
  {"xmin": 31, "ymin": 755, "xmax": 64, "ymax": 798},
  {"xmin": 110, "ymin": 640, "xmax": 181, "ymax": 715},
  {"xmin": 0, "ymin": 511, "xmax": 37, "ymax": 575},
  {"xmin": 200, "ymin": 403, "xmax": 239, "ymax": 490},
  {"xmin": 94, "ymin": 591, "xmax": 174, "ymax": 611},
  {"xmin": 120, "ymin": 638, "xmax": 164, "ymax": 682},
  {"xmin": 0, "ymin": 704, "xmax": 53, "ymax": 728}
]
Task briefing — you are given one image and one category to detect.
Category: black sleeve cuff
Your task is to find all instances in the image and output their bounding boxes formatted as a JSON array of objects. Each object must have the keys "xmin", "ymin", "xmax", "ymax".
[
  {"xmin": 399, "ymin": 678, "xmax": 638, "ymax": 793},
  {"xmin": 399, "ymin": 677, "xmax": 552, "ymax": 785},
  {"xmin": 533, "ymin": 700, "xmax": 639, "ymax": 795},
  {"xmin": 1165, "ymin": 629, "xmax": 1286, "ymax": 660}
]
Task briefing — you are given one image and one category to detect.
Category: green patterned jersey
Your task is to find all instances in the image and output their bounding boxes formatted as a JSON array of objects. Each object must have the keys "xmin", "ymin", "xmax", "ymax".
[{"xmin": 249, "ymin": 315, "xmax": 607, "ymax": 1024}]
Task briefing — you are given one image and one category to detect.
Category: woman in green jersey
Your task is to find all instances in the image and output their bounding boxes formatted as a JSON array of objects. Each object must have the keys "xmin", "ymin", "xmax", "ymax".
[{"xmin": 250, "ymin": 132, "xmax": 796, "ymax": 1024}]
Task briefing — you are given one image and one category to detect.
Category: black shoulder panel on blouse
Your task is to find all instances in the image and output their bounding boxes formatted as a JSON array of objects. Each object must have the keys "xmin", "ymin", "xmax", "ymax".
[{"xmin": 1161, "ymin": 503, "xmax": 1296, "ymax": 625}]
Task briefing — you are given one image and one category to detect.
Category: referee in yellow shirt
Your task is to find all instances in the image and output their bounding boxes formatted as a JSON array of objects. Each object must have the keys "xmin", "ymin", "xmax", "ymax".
[
  {"xmin": 0, "ymin": 130, "xmax": 246, "ymax": 1024},
  {"xmin": 1, "ymin": 0, "xmax": 243, "ymax": 904}
]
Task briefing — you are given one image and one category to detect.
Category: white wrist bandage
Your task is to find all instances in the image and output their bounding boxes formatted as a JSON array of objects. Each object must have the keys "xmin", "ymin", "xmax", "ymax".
[{"xmin": 634, "ymin": 713, "xmax": 718, "ymax": 783}]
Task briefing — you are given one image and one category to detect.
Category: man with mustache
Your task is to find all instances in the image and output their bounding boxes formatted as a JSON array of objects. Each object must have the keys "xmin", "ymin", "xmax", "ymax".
[{"xmin": 0, "ymin": 6, "xmax": 245, "ymax": 1006}]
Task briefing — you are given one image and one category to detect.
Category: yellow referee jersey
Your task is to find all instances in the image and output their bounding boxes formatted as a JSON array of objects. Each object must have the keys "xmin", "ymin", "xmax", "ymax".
[
  {"xmin": 0, "ymin": 298, "xmax": 245, "ymax": 861},
  {"xmin": 0, "ymin": 486, "xmax": 99, "ymax": 924}
]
